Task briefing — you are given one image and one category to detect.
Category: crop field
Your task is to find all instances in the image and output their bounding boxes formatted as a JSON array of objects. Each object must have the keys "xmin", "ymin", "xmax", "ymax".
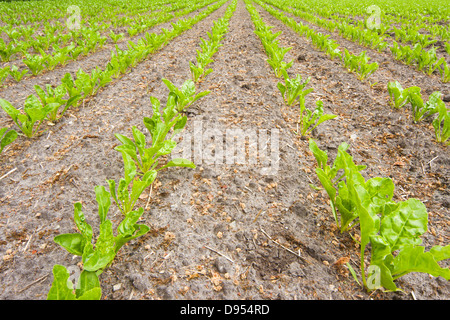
[{"xmin": 0, "ymin": 0, "xmax": 449, "ymax": 301}]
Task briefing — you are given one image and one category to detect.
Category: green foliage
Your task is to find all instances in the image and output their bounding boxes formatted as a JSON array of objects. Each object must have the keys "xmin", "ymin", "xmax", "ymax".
[
  {"xmin": 34, "ymin": 83, "xmax": 80, "ymax": 122},
  {"xmin": 23, "ymin": 53, "xmax": 48, "ymax": 76},
  {"xmin": 309, "ymin": 139, "xmax": 450, "ymax": 291},
  {"xmin": 387, "ymin": 81, "xmax": 420, "ymax": 109},
  {"xmin": 162, "ymin": 78, "xmax": 210, "ymax": 113},
  {"xmin": 0, "ymin": 95, "xmax": 55, "ymax": 138},
  {"xmin": 341, "ymin": 49, "xmax": 378, "ymax": 80},
  {"xmin": 0, "ymin": 127, "xmax": 18, "ymax": 154},
  {"xmin": 8, "ymin": 65, "xmax": 28, "ymax": 82},
  {"xmin": 432, "ymin": 101, "xmax": 450, "ymax": 145},
  {"xmin": 189, "ymin": 0, "xmax": 236, "ymax": 83},
  {"xmin": 246, "ymin": 1, "xmax": 293, "ymax": 78},
  {"xmin": 53, "ymin": 186, "xmax": 150, "ymax": 274},
  {"xmin": 277, "ymin": 70, "xmax": 312, "ymax": 106},
  {"xmin": 109, "ymin": 30, "xmax": 124, "ymax": 43},
  {"xmin": 114, "ymin": 95, "xmax": 194, "ymax": 175},
  {"xmin": 299, "ymin": 100, "xmax": 337, "ymax": 136},
  {"xmin": 0, "ymin": 66, "xmax": 9, "ymax": 85},
  {"xmin": 0, "ymin": 38, "xmax": 20, "ymax": 62},
  {"xmin": 408, "ymin": 90, "xmax": 440, "ymax": 123},
  {"xmin": 47, "ymin": 265, "xmax": 101, "ymax": 300}
]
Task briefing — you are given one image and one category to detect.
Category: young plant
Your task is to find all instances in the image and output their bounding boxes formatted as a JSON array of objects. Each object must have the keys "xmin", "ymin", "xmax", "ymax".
[
  {"xmin": 438, "ymin": 62, "xmax": 450, "ymax": 83},
  {"xmin": 107, "ymin": 153, "xmax": 157, "ymax": 215},
  {"xmin": 47, "ymin": 44, "xmax": 75, "ymax": 70},
  {"xmin": 408, "ymin": 90, "xmax": 440, "ymax": 123},
  {"xmin": 23, "ymin": 53, "xmax": 48, "ymax": 76},
  {"xmin": 0, "ymin": 39, "xmax": 20, "ymax": 62},
  {"xmin": 109, "ymin": 30, "xmax": 125, "ymax": 44},
  {"xmin": 277, "ymin": 69, "xmax": 312, "ymax": 106},
  {"xmin": 266, "ymin": 43, "xmax": 293, "ymax": 78},
  {"xmin": 299, "ymin": 100, "xmax": 337, "ymax": 136},
  {"xmin": 34, "ymin": 83, "xmax": 80, "ymax": 122},
  {"xmin": 162, "ymin": 78, "xmax": 210, "ymax": 113},
  {"xmin": 114, "ymin": 95, "xmax": 195, "ymax": 177},
  {"xmin": 190, "ymin": 36, "xmax": 219, "ymax": 83},
  {"xmin": 49, "ymin": 186, "xmax": 150, "ymax": 300},
  {"xmin": 9, "ymin": 65, "xmax": 29, "ymax": 82},
  {"xmin": 0, "ymin": 128, "xmax": 18, "ymax": 154},
  {"xmin": 308, "ymin": 139, "xmax": 366, "ymax": 231},
  {"xmin": 342, "ymin": 49, "xmax": 378, "ymax": 81},
  {"xmin": 0, "ymin": 66, "xmax": 10, "ymax": 85},
  {"xmin": 0, "ymin": 95, "xmax": 57, "ymax": 138},
  {"xmin": 309, "ymin": 139, "xmax": 450, "ymax": 291},
  {"xmin": 90, "ymin": 66, "xmax": 113, "ymax": 94},
  {"xmin": 387, "ymin": 81, "xmax": 420, "ymax": 109},
  {"xmin": 190, "ymin": 60, "xmax": 213, "ymax": 83},
  {"xmin": 432, "ymin": 101, "xmax": 450, "ymax": 145},
  {"xmin": 74, "ymin": 68, "xmax": 97, "ymax": 98}
]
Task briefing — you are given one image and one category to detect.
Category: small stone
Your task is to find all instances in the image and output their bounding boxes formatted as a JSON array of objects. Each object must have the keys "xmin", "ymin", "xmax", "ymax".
[
  {"xmin": 164, "ymin": 232, "xmax": 176, "ymax": 242},
  {"xmin": 113, "ymin": 283, "xmax": 122, "ymax": 291},
  {"xmin": 214, "ymin": 257, "xmax": 230, "ymax": 274}
]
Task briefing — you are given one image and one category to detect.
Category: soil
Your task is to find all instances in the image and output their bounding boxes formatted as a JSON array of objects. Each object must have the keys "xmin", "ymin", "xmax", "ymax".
[{"xmin": 0, "ymin": 0, "xmax": 449, "ymax": 300}]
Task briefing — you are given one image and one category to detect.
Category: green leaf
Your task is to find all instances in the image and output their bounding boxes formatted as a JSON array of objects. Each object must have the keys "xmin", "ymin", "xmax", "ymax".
[
  {"xmin": 346, "ymin": 262, "xmax": 361, "ymax": 286},
  {"xmin": 132, "ymin": 126, "xmax": 146, "ymax": 153},
  {"xmin": 76, "ymin": 287, "xmax": 102, "ymax": 300},
  {"xmin": 95, "ymin": 185, "xmax": 111, "ymax": 223},
  {"xmin": 309, "ymin": 139, "xmax": 328, "ymax": 170},
  {"xmin": 0, "ymin": 129, "xmax": 17, "ymax": 153},
  {"xmin": 368, "ymin": 235, "xmax": 398, "ymax": 291},
  {"xmin": 75, "ymin": 270, "xmax": 101, "ymax": 299},
  {"xmin": 115, "ymin": 133, "xmax": 135, "ymax": 146},
  {"xmin": 156, "ymin": 139, "xmax": 177, "ymax": 157},
  {"xmin": 380, "ymin": 198, "xmax": 428, "ymax": 252},
  {"xmin": 391, "ymin": 244, "xmax": 450, "ymax": 280},
  {"xmin": 54, "ymin": 233, "xmax": 85, "ymax": 256},
  {"xmin": 47, "ymin": 265, "xmax": 76, "ymax": 300},
  {"xmin": 73, "ymin": 202, "xmax": 93, "ymax": 242},
  {"xmin": 115, "ymin": 208, "xmax": 150, "ymax": 252},
  {"xmin": 159, "ymin": 158, "xmax": 196, "ymax": 170},
  {"xmin": 129, "ymin": 170, "xmax": 157, "ymax": 206},
  {"xmin": 429, "ymin": 245, "xmax": 450, "ymax": 262},
  {"xmin": 83, "ymin": 220, "xmax": 116, "ymax": 272},
  {"xmin": 0, "ymin": 99, "xmax": 20, "ymax": 123}
]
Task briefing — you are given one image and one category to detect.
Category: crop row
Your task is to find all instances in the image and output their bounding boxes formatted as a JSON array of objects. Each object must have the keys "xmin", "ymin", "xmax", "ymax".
[
  {"xmin": 245, "ymin": 0, "xmax": 450, "ymax": 292},
  {"xmin": 0, "ymin": 0, "xmax": 218, "ymax": 84},
  {"xmin": 44, "ymin": 0, "xmax": 237, "ymax": 300},
  {"xmin": 0, "ymin": 0, "xmax": 227, "ymax": 155},
  {"xmin": 254, "ymin": 0, "xmax": 379, "ymax": 81},
  {"xmin": 262, "ymin": 0, "xmax": 450, "ymax": 83},
  {"xmin": 251, "ymin": 0, "xmax": 449, "ymax": 146}
]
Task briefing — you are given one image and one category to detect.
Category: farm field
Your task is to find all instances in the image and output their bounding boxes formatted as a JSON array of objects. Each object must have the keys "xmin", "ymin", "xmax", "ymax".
[{"xmin": 0, "ymin": 0, "xmax": 449, "ymax": 301}]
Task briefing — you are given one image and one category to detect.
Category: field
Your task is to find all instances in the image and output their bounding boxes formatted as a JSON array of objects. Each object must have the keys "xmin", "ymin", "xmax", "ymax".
[{"xmin": 0, "ymin": 0, "xmax": 449, "ymax": 300}]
